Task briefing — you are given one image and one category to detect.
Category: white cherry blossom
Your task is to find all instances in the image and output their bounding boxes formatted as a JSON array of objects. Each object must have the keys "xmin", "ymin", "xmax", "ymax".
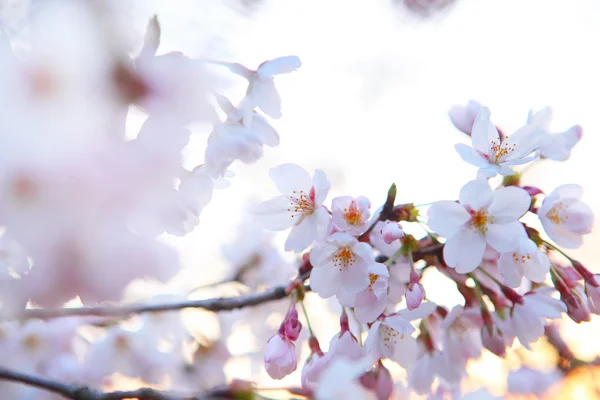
[
  {"xmin": 331, "ymin": 195, "xmax": 371, "ymax": 234},
  {"xmin": 427, "ymin": 178, "xmax": 530, "ymax": 273},
  {"xmin": 309, "ymin": 232, "xmax": 372, "ymax": 297},
  {"xmin": 538, "ymin": 184, "xmax": 594, "ymax": 249},
  {"xmin": 455, "ymin": 107, "xmax": 539, "ymax": 177},
  {"xmin": 528, "ymin": 107, "xmax": 582, "ymax": 161},
  {"xmin": 338, "ymin": 262, "xmax": 389, "ymax": 323},
  {"xmin": 498, "ymin": 237, "xmax": 550, "ymax": 287},
  {"xmin": 364, "ymin": 302, "xmax": 436, "ymax": 368},
  {"xmin": 255, "ymin": 164, "xmax": 332, "ymax": 252},
  {"xmin": 509, "ymin": 288, "xmax": 566, "ymax": 349}
]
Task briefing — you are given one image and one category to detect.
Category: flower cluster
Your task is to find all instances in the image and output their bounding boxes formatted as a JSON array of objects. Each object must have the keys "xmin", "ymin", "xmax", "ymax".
[{"xmin": 0, "ymin": 3, "xmax": 596, "ymax": 400}]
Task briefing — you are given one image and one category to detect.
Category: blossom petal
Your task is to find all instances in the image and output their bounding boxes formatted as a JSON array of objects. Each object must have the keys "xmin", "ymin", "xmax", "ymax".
[
  {"xmin": 340, "ymin": 262, "xmax": 370, "ymax": 294},
  {"xmin": 355, "ymin": 296, "xmax": 386, "ymax": 323},
  {"xmin": 498, "ymin": 252, "xmax": 525, "ymax": 288},
  {"xmin": 426, "ymin": 201, "xmax": 470, "ymax": 238},
  {"xmin": 309, "ymin": 266, "xmax": 341, "ymax": 298},
  {"xmin": 443, "ymin": 228, "xmax": 486, "ymax": 273},
  {"xmin": 313, "ymin": 207, "xmax": 333, "ymax": 241},
  {"xmin": 257, "ymin": 56, "xmax": 301, "ymax": 78},
  {"xmin": 488, "ymin": 187, "xmax": 531, "ymax": 223},
  {"xmin": 251, "ymin": 113, "xmax": 280, "ymax": 147},
  {"xmin": 396, "ymin": 301, "xmax": 437, "ymax": 320},
  {"xmin": 251, "ymin": 79, "xmax": 282, "ymax": 119},
  {"xmin": 269, "ymin": 164, "xmax": 311, "ymax": 195},
  {"xmin": 553, "ymin": 184, "xmax": 583, "ymax": 200},
  {"xmin": 312, "ymin": 169, "xmax": 331, "ymax": 206},
  {"xmin": 285, "ymin": 217, "xmax": 317, "ymax": 252},
  {"xmin": 523, "ymin": 252, "xmax": 550, "ymax": 283},
  {"xmin": 455, "ymin": 143, "xmax": 490, "ymax": 168},
  {"xmin": 486, "ymin": 222, "xmax": 526, "ymax": 252},
  {"xmin": 254, "ymin": 195, "xmax": 296, "ymax": 230},
  {"xmin": 471, "ymin": 107, "xmax": 499, "ymax": 155},
  {"xmin": 309, "ymin": 241, "xmax": 338, "ymax": 267},
  {"xmin": 459, "ymin": 179, "xmax": 493, "ymax": 211}
]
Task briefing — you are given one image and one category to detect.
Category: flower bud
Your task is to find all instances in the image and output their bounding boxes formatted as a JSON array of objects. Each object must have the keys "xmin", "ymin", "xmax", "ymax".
[
  {"xmin": 586, "ymin": 274, "xmax": 600, "ymax": 314},
  {"xmin": 283, "ymin": 308, "xmax": 302, "ymax": 341},
  {"xmin": 381, "ymin": 221, "xmax": 404, "ymax": 244},
  {"xmin": 406, "ymin": 282, "xmax": 425, "ymax": 311},
  {"xmin": 481, "ymin": 326, "xmax": 507, "ymax": 358},
  {"xmin": 522, "ymin": 186, "xmax": 543, "ymax": 197},
  {"xmin": 360, "ymin": 364, "xmax": 394, "ymax": 400},
  {"xmin": 563, "ymin": 292, "xmax": 591, "ymax": 323},
  {"xmin": 301, "ymin": 351, "xmax": 328, "ymax": 395},
  {"xmin": 264, "ymin": 333, "xmax": 297, "ymax": 379}
]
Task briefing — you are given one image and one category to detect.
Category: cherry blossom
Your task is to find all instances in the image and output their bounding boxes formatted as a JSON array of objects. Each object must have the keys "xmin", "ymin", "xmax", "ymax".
[
  {"xmin": 332, "ymin": 195, "xmax": 371, "ymax": 234},
  {"xmin": 216, "ymin": 56, "xmax": 301, "ymax": 119},
  {"xmin": 585, "ymin": 274, "xmax": 600, "ymax": 314},
  {"xmin": 528, "ymin": 107, "xmax": 582, "ymax": 161},
  {"xmin": 255, "ymin": 163, "xmax": 332, "ymax": 252},
  {"xmin": 427, "ymin": 178, "xmax": 530, "ymax": 273},
  {"xmin": 309, "ymin": 232, "xmax": 373, "ymax": 298},
  {"xmin": 538, "ymin": 184, "xmax": 594, "ymax": 248},
  {"xmin": 454, "ymin": 107, "xmax": 539, "ymax": 177},
  {"xmin": 328, "ymin": 329, "xmax": 364, "ymax": 361},
  {"xmin": 301, "ymin": 351, "xmax": 329, "ymax": 394},
  {"xmin": 497, "ymin": 237, "xmax": 550, "ymax": 287},
  {"xmin": 438, "ymin": 306, "xmax": 482, "ymax": 380},
  {"xmin": 364, "ymin": 302, "xmax": 436, "ymax": 368},
  {"xmin": 509, "ymin": 288, "xmax": 566, "ymax": 349},
  {"xmin": 264, "ymin": 332, "xmax": 298, "ymax": 379},
  {"xmin": 338, "ymin": 262, "xmax": 389, "ymax": 323}
]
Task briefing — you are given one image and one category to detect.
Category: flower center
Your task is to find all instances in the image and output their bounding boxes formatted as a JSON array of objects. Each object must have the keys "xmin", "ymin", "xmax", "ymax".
[
  {"xmin": 547, "ymin": 201, "xmax": 568, "ymax": 225},
  {"xmin": 512, "ymin": 252, "xmax": 531, "ymax": 264},
  {"xmin": 343, "ymin": 201, "xmax": 362, "ymax": 226},
  {"xmin": 489, "ymin": 135, "xmax": 517, "ymax": 163},
  {"xmin": 368, "ymin": 273, "xmax": 379, "ymax": 292},
  {"xmin": 287, "ymin": 187, "xmax": 316, "ymax": 219},
  {"xmin": 381, "ymin": 324, "xmax": 401, "ymax": 350},
  {"xmin": 469, "ymin": 209, "xmax": 489, "ymax": 233},
  {"xmin": 333, "ymin": 247, "xmax": 355, "ymax": 271}
]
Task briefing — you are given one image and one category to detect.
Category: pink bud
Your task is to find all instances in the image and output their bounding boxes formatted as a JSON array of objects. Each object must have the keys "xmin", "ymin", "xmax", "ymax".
[
  {"xmin": 301, "ymin": 352, "xmax": 328, "ymax": 395},
  {"xmin": 586, "ymin": 275, "xmax": 600, "ymax": 314},
  {"xmin": 360, "ymin": 364, "xmax": 394, "ymax": 400},
  {"xmin": 406, "ymin": 283, "xmax": 425, "ymax": 311},
  {"xmin": 481, "ymin": 326, "xmax": 506, "ymax": 358},
  {"xmin": 563, "ymin": 293, "xmax": 591, "ymax": 324},
  {"xmin": 381, "ymin": 222, "xmax": 404, "ymax": 244},
  {"xmin": 264, "ymin": 333, "xmax": 297, "ymax": 380},
  {"xmin": 283, "ymin": 308, "xmax": 302, "ymax": 341}
]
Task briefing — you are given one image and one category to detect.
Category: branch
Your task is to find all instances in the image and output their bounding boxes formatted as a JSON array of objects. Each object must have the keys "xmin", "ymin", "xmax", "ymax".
[
  {"xmin": 17, "ymin": 284, "xmax": 302, "ymax": 321},
  {"xmin": 0, "ymin": 367, "xmax": 283, "ymax": 400},
  {"xmin": 0, "ymin": 366, "xmax": 209, "ymax": 399},
  {"xmin": 12, "ymin": 243, "xmax": 442, "ymax": 322}
]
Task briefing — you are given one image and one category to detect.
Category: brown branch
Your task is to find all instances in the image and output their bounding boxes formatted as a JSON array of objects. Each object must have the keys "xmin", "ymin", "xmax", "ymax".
[
  {"xmin": 12, "ymin": 243, "xmax": 441, "ymax": 322},
  {"xmin": 17, "ymin": 284, "xmax": 304, "ymax": 321},
  {"xmin": 0, "ymin": 367, "xmax": 276, "ymax": 400}
]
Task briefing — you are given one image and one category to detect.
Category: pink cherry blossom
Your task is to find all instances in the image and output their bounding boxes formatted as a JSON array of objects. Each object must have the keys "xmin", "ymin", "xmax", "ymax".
[
  {"xmin": 498, "ymin": 237, "xmax": 550, "ymax": 287},
  {"xmin": 528, "ymin": 107, "xmax": 582, "ymax": 161},
  {"xmin": 332, "ymin": 195, "xmax": 371, "ymax": 234},
  {"xmin": 538, "ymin": 184, "xmax": 594, "ymax": 249},
  {"xmin": 337, "ymin": 262, "xmax": 389, "ymax": 323},
  {"xmin": 255, "ymin": 163, "xmax": 332, "ymax": 252},
  {"xmin": 455, "ymin": 107, "xmax": 539, "ymax": 177},
  {"xmin": 380, "ymin": 221, "xmax": 405, "ymax": 244},
  {"xmin": 439, "ymin": 306, "xmax": 482, "ymax": 368},
  {"xmin": 309, "ymin": 232, "xmax": 373, "ymax": 298},
  {"xmin": 264, "ymin": 333, "xmax": 297, "ymax": 380},
  {"xmin": 427, "ymin": 178, "xmax": 530, "ymax": 273}
]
